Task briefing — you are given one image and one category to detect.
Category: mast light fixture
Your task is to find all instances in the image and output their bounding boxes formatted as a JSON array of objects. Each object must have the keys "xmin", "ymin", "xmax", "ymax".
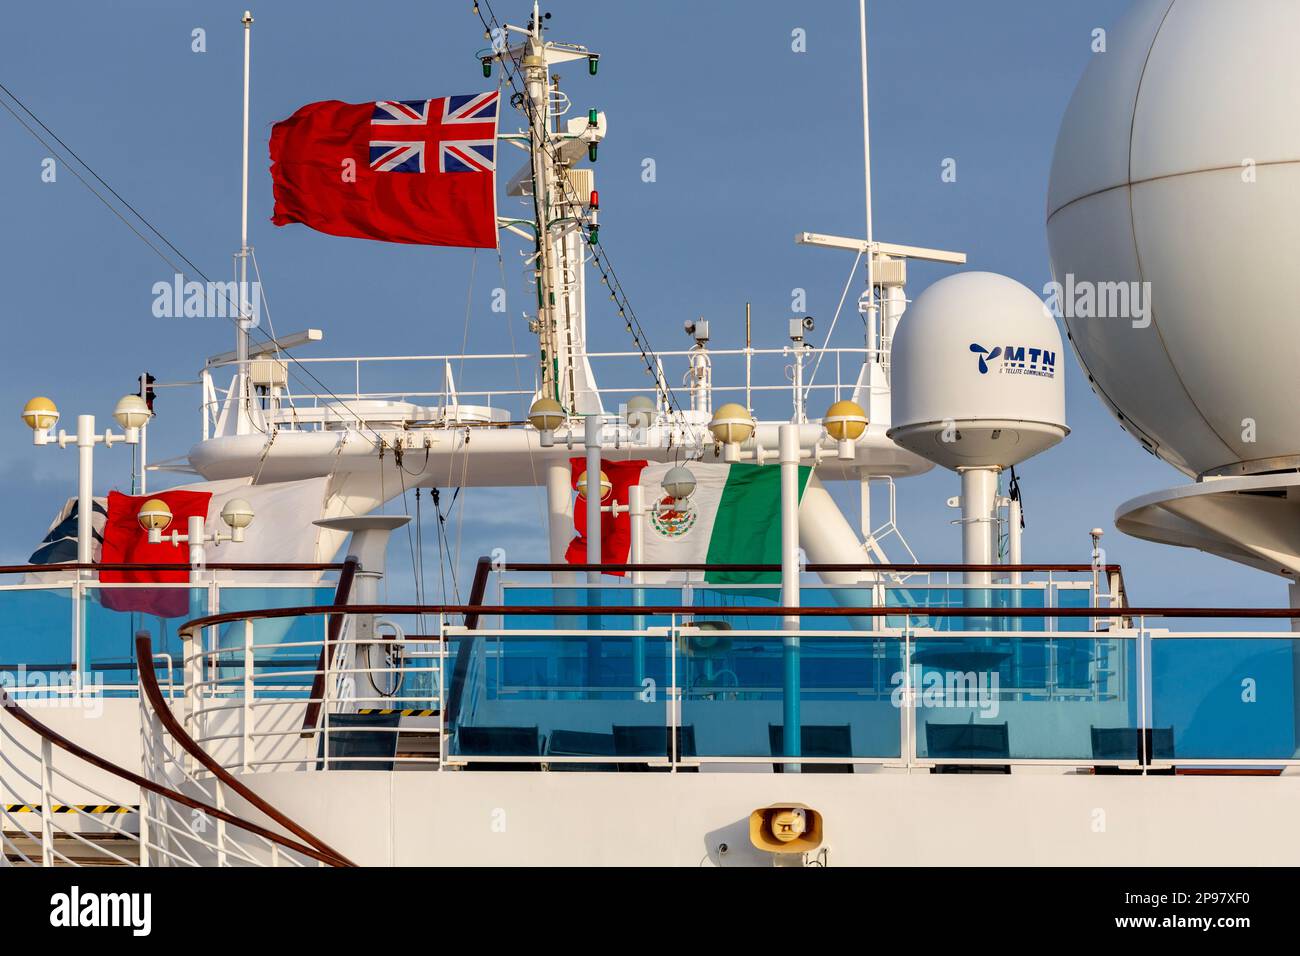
[
  {"xmin": 823, "ymin": 399, "xmax": 868, "ymax": 460},
  {"xmin": 528, "ymin": 397, "xmax": 566, "ymax": 447},
  {"xmin": 577, "ymin": 469, "xmax": 612, "ymax": 502},
  {"xmin": 661, "ymin": 465, "xmax": 696, "ymax": 502},
  {"xmin": 708, "ymin": 403, "xmax": 755, "ymax": 462}
]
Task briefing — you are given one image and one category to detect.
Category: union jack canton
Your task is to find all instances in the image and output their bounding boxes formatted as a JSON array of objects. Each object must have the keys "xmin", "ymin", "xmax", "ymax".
[{"xmin": 368, "ymin": 91, "xmax": 499, "ymax": 174}]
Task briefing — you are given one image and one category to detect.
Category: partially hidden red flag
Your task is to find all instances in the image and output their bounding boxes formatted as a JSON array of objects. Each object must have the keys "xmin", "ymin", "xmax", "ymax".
[
  {"xmin": 565, "ymin": 459, "xmax": 648, "ymax": 576},
  {"xmin": 269, "ymin": 93, "xmax": 499, "ymax": 248},
  {"xmin": 99, "ymin": 489, "xmax": 213, "ymax": 618}
]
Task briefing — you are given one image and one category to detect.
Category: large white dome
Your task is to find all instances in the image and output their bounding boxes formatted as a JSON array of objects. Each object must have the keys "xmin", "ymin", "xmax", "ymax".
[
  {"xmin": 889, "ymin": 272, "xmax": 1067, "ymax": 471},
  {"xmin": 1046, "ymin": 0, "xmax": 1300, "ymax": 478}
]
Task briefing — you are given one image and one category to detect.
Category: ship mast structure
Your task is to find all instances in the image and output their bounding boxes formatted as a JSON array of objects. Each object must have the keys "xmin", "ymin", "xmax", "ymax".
[{"xmin": 495, "ymin": 1, "xmax": 605, "ymax": 416}]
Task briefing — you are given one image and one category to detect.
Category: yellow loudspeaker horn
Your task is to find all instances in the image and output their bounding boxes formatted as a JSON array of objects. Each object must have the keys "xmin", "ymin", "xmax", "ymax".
[{"xmin": 749, "ymin": 804, "xmax": 824, "ymax": 854}]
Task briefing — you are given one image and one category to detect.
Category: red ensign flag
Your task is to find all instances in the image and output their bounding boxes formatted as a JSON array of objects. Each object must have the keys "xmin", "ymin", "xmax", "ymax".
[
  {"xmin": 269, "ymin": 92, "xmax": 499, "ymax": 248},
  {"xmin": 99, "ymin": 489, "xmax": 213, "ymax": 618},
  {"xmin": 565, "ymin": 459, "xmax": 649, "ymax": 576}
]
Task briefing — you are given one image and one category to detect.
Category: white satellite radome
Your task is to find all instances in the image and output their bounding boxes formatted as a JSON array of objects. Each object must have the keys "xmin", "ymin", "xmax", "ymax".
[
  {"xmin": 888, "ymin": 271, "xmax": 1068, "ymax": 472},
  {"xmin": 1046, "ymin": 0, "xmax": 1300, "ymax": 479}
]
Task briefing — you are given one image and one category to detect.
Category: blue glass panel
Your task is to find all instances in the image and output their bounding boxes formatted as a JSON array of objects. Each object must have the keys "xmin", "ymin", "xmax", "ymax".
[
  {"xmin": 0, "ymin": 588, "xmax": 75, "ymax": 690},
  {"xmin": 1055, "ymin": 586, "xmax": 1093, "ymax": 632},
  {"xmin": 915, "ymin": 636, "xmax": 1138, "ymax": 760},
  {"xmin": 444, "ymin": 633, "xmax": 670, "ymax": 763},
  {"xmin": 681, "ymin": 634, "xmax": 902, "ymax": 760},
  {"xmin": 886, "ymin": 586, "xmax": 1052, "ymax": 632},
  {"xmin": 82, "ymin": 586, "xmax": 205, "ymax": 690},
  {"xmin": 502, "ymin": 585, "xmax": 679, "ymax": 631},
  {"xmin": 215, "ymin": 587, "xmax": 333, "ymax": 693},
  {"xmin": 1152, "ymin": 637, "xmax": 1297, "ymax": 760}
]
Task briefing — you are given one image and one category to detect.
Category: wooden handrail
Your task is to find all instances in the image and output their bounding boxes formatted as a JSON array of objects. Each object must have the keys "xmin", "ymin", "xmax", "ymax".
[
  {"xmin": 0, "ymin": 683, "xmax": 349, "ymax": 867},
  {"xmin": 0, "ymin": 562, "xmax": 347, "ymax": 574},
  {"xmin": 1, "ymin": 560, "xmax": 1120, "ymax": 576},
  {"xmin": 300, "ymin": 558, "xmax": 359, "ymax": 737},
  {"xmin": 502, "ymin": 562, "xmax": 1126, "ymax": 574},
  {"xmin": 180, "ymin": 602, "xmax": 1300, "ymax": 629},
  {"xmin": 135, "ymin": 633, "xmax": 355, "ymax": 867}
]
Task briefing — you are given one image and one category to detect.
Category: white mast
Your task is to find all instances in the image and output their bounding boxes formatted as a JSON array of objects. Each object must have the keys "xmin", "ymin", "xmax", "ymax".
[
  {"xmin": 504, "ymin": 3, "xmax": 604, "ymax": 414},
  {"xmin": 858, "ymin": 0, "xmax": 877, "ymax": 346},
  {"xmin": 521, "ymin": 3, "xmax": 563, "ymax": 404},
  {"xmin": 237, "ymin": 11, "xmax": 253, "ymax": 381}
]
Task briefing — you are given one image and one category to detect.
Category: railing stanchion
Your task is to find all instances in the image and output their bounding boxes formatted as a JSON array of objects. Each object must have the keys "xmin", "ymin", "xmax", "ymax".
[
  {"xmin": 183, "ymin": 628, "xmax": 198, "ymax": 761},
  {"xmin": 904, "ymin": 620, "xmax": 914, "ymax": 769},
  {"xmin": 323, "ymin": 619, "xmax": 334, "ymax": 771},
  {"xmin": 138, "ymin": 777, "xmax": 150, "ymax": 866},
  {"xmin": 215, "ymin": 780, "xmax": 228, "ymax": 868},
  {"xmin": 437, "ymin": 613, "xmax": 447, "ymax": 772},
  {"xmin": 243, "ymin": 618, "xmax": 255, "ymax": 772},
  {"xmin": 39, "ymin": 737, "xmax": 54, "ymax": 868},
  {"xmin": 1139, "ymin": 616, "xmax": 1149, "ymax": 776},
  {"xmin": 72, "ymin": 578, "xmax": 83, "ymax": 695},
  {"xmin": 670, "ymin": 614, "xmax": 678, "ymax": 772},
  {"xmin": 779, "ymin": 423, "xmax": 802, "ymax": 773}
]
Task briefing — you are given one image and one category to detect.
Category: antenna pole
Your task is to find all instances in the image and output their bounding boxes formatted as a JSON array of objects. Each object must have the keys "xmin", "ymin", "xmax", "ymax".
[
  {"xmin": 858, "ymin": 1, "xmax": 878, "ymax": 349},
  {"xmin": 237, "ymin": 11, "xmax": 254, "ymax": 373},
  {"xmin": 522, "ymin": 10, "xmax": 565, "ymax": 406}
]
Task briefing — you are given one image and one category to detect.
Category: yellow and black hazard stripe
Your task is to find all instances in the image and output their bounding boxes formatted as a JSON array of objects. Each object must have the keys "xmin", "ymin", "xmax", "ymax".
[
  {"xmin": 4, "ymin": 804, "xmax": 135, "ymax": 814},
  {"xmin": 355, "ymin": 708, "xmax": 438, "ymax": 718}
]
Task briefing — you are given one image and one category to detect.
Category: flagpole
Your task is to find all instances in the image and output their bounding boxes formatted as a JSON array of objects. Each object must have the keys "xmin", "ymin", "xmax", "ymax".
[
  {"xmin": 237, "ymin": 11, "xmax": 253, "ymax": 377},
  {"xmin": 858, "ymin": 1, "xmax": 878, "ymax": 362}
]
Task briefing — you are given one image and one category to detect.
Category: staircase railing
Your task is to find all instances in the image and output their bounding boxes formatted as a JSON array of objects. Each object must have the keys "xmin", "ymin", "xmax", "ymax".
[
  {"xmin": 300, "ymin": 558, "xmax": 359, "ymax": 737},
  {"xmin": 0, "ymin": 682, "xmax": 348, "ymax": 867},
  {"xmin": 135, "ymin": 633, "xmax": 354, "ymax": 866}
]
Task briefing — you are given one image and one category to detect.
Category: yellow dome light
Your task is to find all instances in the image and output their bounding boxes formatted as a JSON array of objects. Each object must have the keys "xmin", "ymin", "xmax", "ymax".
[
  {"xmin": 527, "ymin": 397, "xmax": 566, "ymax": 447},
  {"xmin": 823, "ymin": 399, "xmax": 868, "ymax": 459},
  {"xmin": 21, "ymin": 396, "xmax": 59, "ymax": 433},
  {"xmin": 137, "ymin": 498, "xmax": 173, "ymax": 533},
  {"xmin": 708, "ymin": 403, "xmax": 754, "ymax": 462},
  {"xmin": 576, "ymin": 469, "xmax": 611, "ymax": 501}
]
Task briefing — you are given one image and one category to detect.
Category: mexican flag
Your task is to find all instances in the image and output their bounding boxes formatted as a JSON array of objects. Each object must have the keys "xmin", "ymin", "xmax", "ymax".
[{"xmin": 566, "ymin": 460, "xmax": 811, "ymax": 583}]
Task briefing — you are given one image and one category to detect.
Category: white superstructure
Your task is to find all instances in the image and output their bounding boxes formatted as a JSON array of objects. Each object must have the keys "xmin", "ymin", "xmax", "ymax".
[{"xmin": 4, "ymin": 1, "xmax": 1300, "ymax": 871}]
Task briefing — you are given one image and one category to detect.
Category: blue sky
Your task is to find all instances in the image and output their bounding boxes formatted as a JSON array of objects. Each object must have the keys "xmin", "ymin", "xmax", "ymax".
[{"xmin": 0, "ymin": 0, "xmax": 1283, "ymax": 610}]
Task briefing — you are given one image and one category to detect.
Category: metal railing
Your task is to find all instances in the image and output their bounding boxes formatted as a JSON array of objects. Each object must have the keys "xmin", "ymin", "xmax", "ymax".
[
  {"xmin": 135, "ymin": 633, "xmax": 354, "ymax": 863},
  {"xmin": 169, "ymin": 579, "xmax": 1300, "ymax": 775},
  {"xmin": 0, "ymin": 676, "xmax": 350, "ymax": 867},
  {"xmin": 0, "ymin": 562, "xmax": 340, "ymax": 698},
  {"xmin": 199, "ymin": 345, "xmax": 893, "ymax": 433}
]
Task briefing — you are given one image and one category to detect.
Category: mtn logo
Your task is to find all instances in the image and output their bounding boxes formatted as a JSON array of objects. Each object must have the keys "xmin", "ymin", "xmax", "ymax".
[{"xmin": 970, "ymin": 343, "xmax": 1057, "ymax": 379}]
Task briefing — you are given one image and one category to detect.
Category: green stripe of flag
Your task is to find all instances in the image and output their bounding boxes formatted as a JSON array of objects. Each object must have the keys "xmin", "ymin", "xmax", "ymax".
[{"xmin": 703, "ymin": 464, "xmax": 810, "ymax": 584}]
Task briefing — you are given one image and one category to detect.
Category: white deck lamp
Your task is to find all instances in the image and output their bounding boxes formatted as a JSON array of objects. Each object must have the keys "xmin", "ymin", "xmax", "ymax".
[
  {"xmin": 22, "ymin": 395, "xmax": 141, "ymax": 577},
  {"xmin": 660, "ymin": 464, "xmax": 696, "ymax": 505},
  {"xmin": 141, "ymin": 496, "xmax": 254, "ymax": 582}
]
